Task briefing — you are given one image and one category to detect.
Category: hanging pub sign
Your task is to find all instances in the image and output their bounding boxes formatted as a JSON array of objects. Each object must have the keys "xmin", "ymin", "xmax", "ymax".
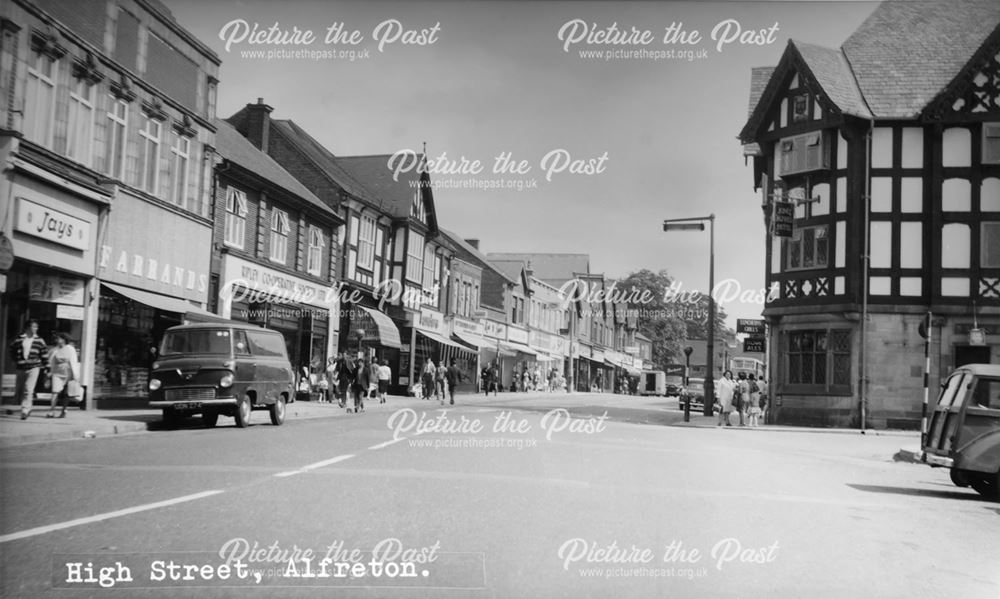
[
  {"xmin": 736, "ymin": 319, "xmax": 765, "ymax": 335},
  {"xmin": 969, "ymin": 328, "xmax": 986, "ymax": 346},
  {"xmin": 772, "ymin": 202, "xmax": 794, "ymax": 237},
  {"xmin": 743, "ymin": 336, "xmax": 766, "ymax": 353}
]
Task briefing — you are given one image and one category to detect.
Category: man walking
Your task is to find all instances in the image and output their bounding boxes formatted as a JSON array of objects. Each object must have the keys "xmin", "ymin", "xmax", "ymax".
[
  {"xmin": 10, "ymin": 320, "xmax": 48, "ymax": 419},
  {"xmin": 377, "ymin": 359, "xmax": 391, "ymax": 404},
  {"xmin": 446, "ymin": 359, "xmax": 461, "ymax": 405}
]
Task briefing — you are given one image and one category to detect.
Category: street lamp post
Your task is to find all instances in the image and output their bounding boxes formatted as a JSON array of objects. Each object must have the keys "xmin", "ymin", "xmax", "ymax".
[
  {"xmin": 663, "ymin": 215, "xmax": 716, "ymax": 417},
  {"xmin": 683, "ymin": 345, "xmax": 694, "ymax": 422}
]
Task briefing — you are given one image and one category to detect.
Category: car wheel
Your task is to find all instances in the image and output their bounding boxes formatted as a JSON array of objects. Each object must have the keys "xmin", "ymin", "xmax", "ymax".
[
  {"xmin": 950, "ymin": 468, "xmax": 970, "ymax": 488},
  {"xmin": 202, "ymin": 410, "xmax": 219, "ymax": 428},
  {"xmin": 162, "ymin": 409, "xmax": 182, "ymax": 429},
  {"xmin": 968, "ymin": 471, "xmax": 1000, "ymax": 501},
  {"xmin": 234, "ymin": 395, "xmax": 252, "ymax": 428},
  {"xmin": 269, "ymin": 395, "xmax": 286, "ymax": 426}
]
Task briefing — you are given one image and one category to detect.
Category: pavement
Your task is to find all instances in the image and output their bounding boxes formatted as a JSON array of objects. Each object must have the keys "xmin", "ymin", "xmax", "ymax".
[{"xmin": 0, "ymin": 390, "xmax": 921, "ymax": 449}]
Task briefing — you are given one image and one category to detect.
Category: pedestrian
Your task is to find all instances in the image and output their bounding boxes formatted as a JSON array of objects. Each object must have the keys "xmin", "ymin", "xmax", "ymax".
[
  {"xmin": 325, "ymin": 357, "xmax": 338, "ymax": 403},
  {"xmin": 522, "ymin": 369, "xmax": 530, "ymax": 392},
  {"xmin": 736, "ymin": 372, "xmax": 750, "ymax": 426},
  {"xmin": 335, "ymin": 352, "xmax": 352, "ymax": 408},
  {"xmin": 377, "ymin": 359, "xmax": 391, "ymax": 404},
  {"xmin": 46, "ymin": 332, "xmax": 79, "ymax": 418},
  {"xmin": 10, "ymin": 320, "xmax": 48, "ymax": 420},
  {"xmin": 446, "ymin": 358, "xmax": 460, "ymax": 405},
  {"xmin": 488, "ymin": 362, "xmax": 499, "ymax": 396},
  {"xmin": 757, "ymin": 378, "xmax": 769, "ymax": 422},
  {"xmin": 481, "ymin": 365, "xmax": 490, "ymax": 395},
  {"xmin": 435, "ymin": 360, "xmax": 448, "ymax": 402},
  {"xmin": 421, "ymin": 361, "xmax": 436, "ymax": 400},
  {"xmin": 716, "ymin": 370, "xmax": 737, "ymax": 427},
  {"xmin": 350, "ymin": 357, "xmax": 370, "ymax": 413},
  {"xmin": 747, "ymin": 374, "xmax": 762, "ymax": 427}
]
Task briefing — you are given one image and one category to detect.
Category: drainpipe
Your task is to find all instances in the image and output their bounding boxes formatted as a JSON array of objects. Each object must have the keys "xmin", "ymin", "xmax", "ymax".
[{"xmin": 860, "ymin": 117, "xmax": 873, "ymax": 433}]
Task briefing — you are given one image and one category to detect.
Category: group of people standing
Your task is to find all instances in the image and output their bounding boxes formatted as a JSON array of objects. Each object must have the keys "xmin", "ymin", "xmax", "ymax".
[
  {"xmin": 419, "ymin": 359, "xmax": 462, "ymax": 405},
  {"xmin": 323, "ymin": 353, "xmax": 391, "ymax": 413},
  {"xmin": 714, "ymin": 370, "xmax": 767, "ymax": 427},
  {"xmin": 9, "ymin": 320, "xmax": 81, "ymax": 420}
]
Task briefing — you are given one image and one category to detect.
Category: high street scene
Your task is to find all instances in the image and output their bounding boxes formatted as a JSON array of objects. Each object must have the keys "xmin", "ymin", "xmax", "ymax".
[{"xmin": 1, "ymin": 0, "xmax": 999, "ymax": 597}]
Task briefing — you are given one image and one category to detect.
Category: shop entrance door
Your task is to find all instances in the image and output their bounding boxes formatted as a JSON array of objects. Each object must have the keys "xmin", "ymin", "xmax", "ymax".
[{"xmin": 955, "ymin": 345, "xmax": 991, "ymax": 368}]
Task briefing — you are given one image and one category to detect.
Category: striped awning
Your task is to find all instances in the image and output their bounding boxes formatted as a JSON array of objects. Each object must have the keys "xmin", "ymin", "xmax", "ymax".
[
  {"xmin": 356, "ymin": 306, "xmax": 402, "ymax": 349},
  {"xmin": 417, "ymin": 329, "xmax": 470, "ymax": 352}
]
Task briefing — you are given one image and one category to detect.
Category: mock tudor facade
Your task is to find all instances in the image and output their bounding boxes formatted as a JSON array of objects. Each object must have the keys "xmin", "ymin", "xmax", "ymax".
[{"xmin": 740, "ymin": 0, "xmax": 1000, "ymax": 427}]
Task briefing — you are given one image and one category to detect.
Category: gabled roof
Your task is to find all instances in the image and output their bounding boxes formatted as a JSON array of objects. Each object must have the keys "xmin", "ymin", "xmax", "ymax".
[
  {"xmin": 794, "ymin": 41, "xmax": 871, "ymax": 119},
  {"xmin": 335, "ymin": 154, "xmax": 439, "ymax": 232},
  {"xmin": 747, "ymin": 66, "xmax": 775, "ymax": 117},
  {"xmin": 488, "ymin": 259, "xmax": 530, "ymax": 291},
  {"xmin": 438, "ymin": 229, "xmax": 517, "ymax": 285},
  {"xmin": 265, "ymin": 119, "xmax": 382, "ymax": 206},
  {"xmin": 485, "ymin": 253, "xmax": 590, "ymax": 286},
  {"xmin": 214, "ymin": 119, "xmax": 337, "ymax": 219},
  {"xmin": 843, "ymin": 0, "xmax": 1000, "ymax": 119}
]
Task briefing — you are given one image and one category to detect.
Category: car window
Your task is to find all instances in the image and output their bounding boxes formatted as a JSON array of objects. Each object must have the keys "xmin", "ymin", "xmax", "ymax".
[
  {"xmin": 937, "ymin": 372, "xmax": 970, "ymax": 409},
  {"xmin": 233, "ymin": 330, "xmax": 251, "ymax": 355},
  {"xmin": 160, "ymin": 329, "xmax": 231, "ymax": 355},
  {"xmin": 969, "ymin": 377, "xmax": 1000, "ymax": 410},
  {"xmin": 247, "ymin": 331, "xmax": 287, "ymax": 359}
]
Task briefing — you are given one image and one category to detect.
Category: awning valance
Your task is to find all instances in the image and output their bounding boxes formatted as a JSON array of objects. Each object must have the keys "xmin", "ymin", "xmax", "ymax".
[
  {"xmin": 355, "ymin": 306, "xmax": 402, "ymax": 349},
  {"xmin": 453, "ymin": 331, "xmax": 487, "ymax": 349},
  {"xmin": 102, "ymin": 283, "xmax": 227, "ymax": 323},
  {"xmin": 507, "ymin": 342, "xmax": 538, "ymax": 356},
  {"xmin": 417, "ymin": 329, "xmax": 472, "ymax": 352}
]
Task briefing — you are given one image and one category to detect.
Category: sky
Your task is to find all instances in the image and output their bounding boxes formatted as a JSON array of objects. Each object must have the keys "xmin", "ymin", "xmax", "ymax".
[{"xmin": 162, "ymin": 0, "xmax": 879, "ymax": 328}]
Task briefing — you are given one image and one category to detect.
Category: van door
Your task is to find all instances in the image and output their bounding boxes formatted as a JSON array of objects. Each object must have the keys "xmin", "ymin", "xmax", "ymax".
[
  {"xmin": 926, "ymin": 370, "xmax": 971, "ymax": 455},
  {"xmin": 232, "ymin": 329, "xmax": 254, "ymax": 399},
  {"xmin": 956, "ymin": 376, "xmax": 1000, "ymax": 456}
]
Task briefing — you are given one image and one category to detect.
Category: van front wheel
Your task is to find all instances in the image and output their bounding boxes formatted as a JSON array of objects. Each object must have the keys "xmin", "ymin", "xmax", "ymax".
[
  {"xmin": 269, "ymin": 395, "xmax": 286, "ymax": 426},
  {"xmin": 968, "ymin": 471, "xmax": 1000, "ymax": 501},
  {"xmin": 234, "ymin": 396, "xmax": 252, "ymax": 428}
]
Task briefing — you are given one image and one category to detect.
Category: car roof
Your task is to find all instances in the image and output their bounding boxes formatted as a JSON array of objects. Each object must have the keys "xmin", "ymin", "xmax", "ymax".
[
  {"xmin": 165, "ymin": 323, "xmax": 276, "ymax": 333},
  {"xmin": 951, "ymin": 363, "xmax": 1000, "ymax": 376}
]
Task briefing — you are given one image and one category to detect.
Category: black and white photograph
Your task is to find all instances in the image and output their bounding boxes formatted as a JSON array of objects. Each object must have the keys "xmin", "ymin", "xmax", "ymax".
[{"xmin": 1, "ymin": 0, "xmax": 998, "ymax": 596}]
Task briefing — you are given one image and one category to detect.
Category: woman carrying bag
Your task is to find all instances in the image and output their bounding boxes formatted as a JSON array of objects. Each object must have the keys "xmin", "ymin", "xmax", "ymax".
[{"xmin": 47, "ymin": 332, "xmax": 80, "ymax": 418}]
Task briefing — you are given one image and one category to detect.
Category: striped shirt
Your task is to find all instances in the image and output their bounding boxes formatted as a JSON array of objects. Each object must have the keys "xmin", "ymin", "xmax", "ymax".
[{"xmin": 10, "ymin": 334, "xmax": 48, "ymax": 370}]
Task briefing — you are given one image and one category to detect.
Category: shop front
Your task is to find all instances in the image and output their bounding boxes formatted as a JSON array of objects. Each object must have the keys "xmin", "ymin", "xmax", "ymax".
[
  {"xmin": 450, "ymin": 316, "xmax": 485, "ymax": 393},
  {"xmin": 95, "ymin": 196, "xmax": 215, "ymax": 399},
  {"xmin": 478, "ymin": 319, "xmax": 515, "ymax": 391},
  {"xmin": 403, "ymin": 306, "xmax": 475, "ymax": 394},
  {"xmin": 218, "ymin": 254, "xmax": 340, "ymax": 383},
  {"xmin": 1, "ymin": 173, "xmax": 107, "ymax": 407}
]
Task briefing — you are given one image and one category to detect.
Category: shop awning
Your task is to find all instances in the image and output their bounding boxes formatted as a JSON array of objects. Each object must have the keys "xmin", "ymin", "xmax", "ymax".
[
  {"xmin": 418, "ymin": 329, "xmax": 473, "ymax": 352},
  {"xmin": 102, "ymin": 283, "xmax": 227, "ymax": 322},
  {"xmin": 453, "ymin": 331, "xmax": 488, "ymax": 349},
  {"xmin": 535, "ymin": 352, "xmax": 559, "ymax": 362},
  {"xmin": 356, "ymin": 306, "xmax": 402, "ymax": 349},
  {"xmin": 477, "ymin": 338, "xmax": 518, "ymax": 357},
  {"xmin": 506, "ymin": 342, "xmax": 538, "ymax": 356}
]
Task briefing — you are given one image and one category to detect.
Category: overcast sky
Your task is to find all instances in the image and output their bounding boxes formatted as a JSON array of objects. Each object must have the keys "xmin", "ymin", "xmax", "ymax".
[{"xmin": 163, "ymin": 0, "xmax": 878, "ymax": 327}]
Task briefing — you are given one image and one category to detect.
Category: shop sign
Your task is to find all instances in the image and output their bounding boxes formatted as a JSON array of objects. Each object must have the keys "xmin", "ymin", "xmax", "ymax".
[
  {"xmin": 632, "ymin": 356, "xmax": 643, "ymax": 368},
  {"xmin": 453, "ymin": 317, "xmax": 484, "ymax": 336},
  {"xmin": 623, "ymin": 345, "xmax": 639, "ymax": 354},
  {"xmin": 592, "ymin": 349, "xmax": 605, "ymax": 363},
  {"xmin": 29, "ymin": 274, "xmax": 85, "ymax": 305},
  {"xmin": 737, "ymin": 319, "xmax": 766, "ymax": 335},
  {"xmin": 969, "ymin": 329, "xmax": 986, "ymax": 346},
  {"xmin": 56, "ymin": 304, "xmax": 85, "ymax": 320},
  {"xmin": 223, "ymin": 255, "xmax": 332, "ymax": 309},
  {"xmin": 15, "ymin": 198, "xmax": 90, "ymax": 251},
  {"xmin": 483, "ymin": 319, "xmax": 507, "ymax": 339},
  {"xmin": 743, "ymin": 336, "xmax": 766, "ymax": 353},
  {"xmin": 507, "ymin": 327, "xmax": 529, "ymax": 345},
  {"xmin": 415, "ymin": 307, "xmax": 448, "ymax": 336}
]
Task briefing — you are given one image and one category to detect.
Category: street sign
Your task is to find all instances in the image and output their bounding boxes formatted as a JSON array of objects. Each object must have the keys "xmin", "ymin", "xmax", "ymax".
[
  {"xmin": 737, "ymin": 319, "xmax": 765, "ymax": 335},
  {"xmin": 743, "ymin": 336, "xmax": 766, "ymax": 353},
  {"xmin": 773, "ymin": 202, "xmax": 794, "ymax": 237}
]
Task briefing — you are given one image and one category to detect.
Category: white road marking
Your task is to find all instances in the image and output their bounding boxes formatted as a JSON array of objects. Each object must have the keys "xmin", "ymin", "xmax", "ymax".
[
  {"xmin": 274, "ymin": 454, "xmax": 355, "ymax": 477},
  {"xmin": 0, "ymin": 490, "xmax": 224, "ymax": 544},
  {"xmin": 368, "ymin": 438, "xmax": 405, "ymax": 450}
]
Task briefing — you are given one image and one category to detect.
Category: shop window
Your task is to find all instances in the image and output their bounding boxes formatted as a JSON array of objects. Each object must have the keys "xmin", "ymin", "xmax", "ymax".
[
  {"xmin": 139, "ymin": 113, "xmax": 162, "ymax": 195},
  {"xmin": 406, "ymin": 231, "xmax": 424, "ymax": 283},
  {"xmin": 23, "ymin": 50, "xmax": 59, "ymax": 147},
  {"xmin": 358, "ymin": 215, "xmax": 376, "ymax": 269},
  {"xmin": 224, "ymin": 188, "xmax": 248, "ymax": 249},
  {"xmin": 105, "ymin": 96, "xmax": 128, "ymax": 179},
  {"xmin": 307, "ymin": 225, "xmax": 325, "ymax": 276},
  {"xmin": 270, "ymin": 208, "xmax": 290, "ymax": 264},
  {"xmin": 786, "ymin": 225, "xmax": 828, "ymax": 270},
  {"xmin": 170, "ymin": 133, "xmax": 191, "ymax": 208},
  {"xmin": 786, "ymin": 329, "xmax": 851, "ymax": 391},
  {"xmin": 66, "ymin": 77, "xmax": 96, "ymax": 165}
]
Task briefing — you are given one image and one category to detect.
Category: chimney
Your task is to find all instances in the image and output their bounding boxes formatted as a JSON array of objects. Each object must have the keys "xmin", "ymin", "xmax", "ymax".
[
  {"xmin": 525, "ymin": 260, "xmax": 534, "ymax": 278},
  {"xmin": 244, "ymin": 97, "xmax": 273, "ymax": 151},
  {"xmin": 465, "ymin": 239, "xmax": 480, "ymax": 250}
]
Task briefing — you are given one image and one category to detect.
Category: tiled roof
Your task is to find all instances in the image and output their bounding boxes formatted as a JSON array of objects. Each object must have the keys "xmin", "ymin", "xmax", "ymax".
[
  {"xmin": 439, "ymin": 228, "xmax": 517, "ymax": 285},
  {"xmin": 335, "ymin": 154, "xmax": 427, "ymax": 220},
  {"xmin": 485, "ymin": 253, "xmax": 590, "ymax": 285},
  {"xmin": 214, "ymin": 119, "xmax": 336, "ymax": 217},
  {"xmin": 267, "ymin": 119, "xmax": 382, "ymax": 206},
  {"xmin": 843, "ymin": 0, "xmax": 1000, "ymax": 118},
  {"xmin": 747, "ymin": 66, "xmax": 774, "ymax": 117},
  {"xmin": 793, "ymin": 41, "xmax": 872, "ymax": 119},
  {"xmin": 488, "ymin": 259, "xmax": 527, "ymax": 286}
]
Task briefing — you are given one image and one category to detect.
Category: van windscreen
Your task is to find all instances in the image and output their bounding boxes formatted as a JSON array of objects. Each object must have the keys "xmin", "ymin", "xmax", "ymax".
[{"xmin": 160, "ymin": 329, "xmax": 232, "ymax": 355}]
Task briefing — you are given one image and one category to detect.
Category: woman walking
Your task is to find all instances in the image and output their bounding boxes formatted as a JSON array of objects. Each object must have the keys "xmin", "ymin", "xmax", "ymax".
[
  {"xmin": 46, "ymin": 332, "xmax": 79, "ymax": 418},
  {"xmin": 421, "ymin": 361, "xmax": 436, "ymax": 400},
  {"xmin": 716, "ymin": 370, "xmax": 737, "ymax": 427}
]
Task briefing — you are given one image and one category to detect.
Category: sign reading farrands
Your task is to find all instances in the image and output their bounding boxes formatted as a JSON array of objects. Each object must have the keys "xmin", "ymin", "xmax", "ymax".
[
  {"xmin": 15, "ymin": 198, "xmax": 90, "ymax": 251},
  {"xmin": 415, "ymin": 307, "xmax": 448, "ymax": 335}
]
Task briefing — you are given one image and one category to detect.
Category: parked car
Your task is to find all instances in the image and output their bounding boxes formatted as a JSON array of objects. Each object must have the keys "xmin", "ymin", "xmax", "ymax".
[
  {"xmin": 148, "ymin": 323, "xmax": 294, "ymax": 428},
  {"xmin": 678, "ymin": 378, "xmax": 707, "ymax": 410},
  {"xmin": 922, "ymin": 363, "xmax": 1000, "ymax": 500}
]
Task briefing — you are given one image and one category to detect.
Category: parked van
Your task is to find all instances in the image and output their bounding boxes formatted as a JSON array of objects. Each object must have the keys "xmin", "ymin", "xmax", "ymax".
[
  {"xmin": 640, "ymin": 370, "xmax": 666, "ymax": 396},
  {"xmin": 148, "ymin": 323, "xmax": 294, "ymax": 428},
  {"xmin": 922, "ymin": 363, "xmax": 1000, "ymax": 500}
]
